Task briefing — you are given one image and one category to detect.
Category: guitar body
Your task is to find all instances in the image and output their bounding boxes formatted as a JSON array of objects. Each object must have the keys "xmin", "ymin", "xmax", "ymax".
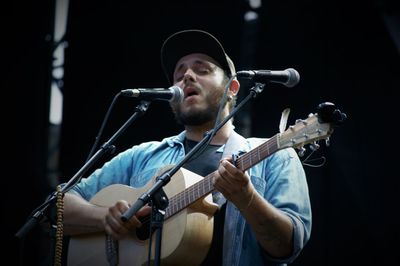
[{"xmin": 67, "ymin": 167, "xmax": 218, "ymax": 266}]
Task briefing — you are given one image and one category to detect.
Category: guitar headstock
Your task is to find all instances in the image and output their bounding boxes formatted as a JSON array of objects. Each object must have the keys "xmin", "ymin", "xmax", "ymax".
[{"xmin": 278, "ymin": 102, "xmax": 346, "ymax": 153}]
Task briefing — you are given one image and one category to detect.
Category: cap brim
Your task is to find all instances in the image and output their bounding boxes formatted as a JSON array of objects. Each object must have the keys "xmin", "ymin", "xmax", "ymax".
[{"xmin": 161, "ymin": 29, "xmax": 232, "ymax": 84}]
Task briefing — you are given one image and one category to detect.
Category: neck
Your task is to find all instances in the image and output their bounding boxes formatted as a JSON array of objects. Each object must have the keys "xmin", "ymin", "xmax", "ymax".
[{"xmin": 184, "ymin": 120, "xmax": 233, "ymax": 145}]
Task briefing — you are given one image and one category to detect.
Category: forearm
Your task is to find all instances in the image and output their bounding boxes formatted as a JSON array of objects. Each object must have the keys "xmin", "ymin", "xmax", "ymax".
[
  {"xmin": 63, "ymin": 192, "xmax": 107, "ymax": 235},
  {"xmin": 239, "ymin": 189, "xmax": 294, "ymax": 258}
]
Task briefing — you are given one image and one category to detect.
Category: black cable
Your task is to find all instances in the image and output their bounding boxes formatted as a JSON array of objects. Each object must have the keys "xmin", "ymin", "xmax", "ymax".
[
  {"xmin": 185, "ymin": 76, "xmax": 235, "ymax": 162},
  {"xmin": 85, "ymin": 92, "xmax": 122, "ymax": 162}
]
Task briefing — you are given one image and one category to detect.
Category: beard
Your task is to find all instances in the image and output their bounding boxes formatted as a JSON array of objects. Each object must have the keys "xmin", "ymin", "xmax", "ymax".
[{"xmin": 171, "ymin": 85, "xmax": 225, "ymax": 126}]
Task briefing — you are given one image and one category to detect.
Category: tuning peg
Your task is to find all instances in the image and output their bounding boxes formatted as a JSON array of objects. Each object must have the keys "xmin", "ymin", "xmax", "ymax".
[
  {"xmin": 316, "ymin": 102, "xmax": 347, "ymax": 126},
  {"xmin": 295, "ymin": 119, "xmax": 307, "ymax": 125},
  {"xmin": 298, "ymin": 146, "xmax": 306, "ymax": 157},
  {"xmin": 310, "ymin": 141, "xmax": 320, "ymax": 151},
  {"xmin": 325, "ymin": 137, "xmax": 330, "ymax": 147}
]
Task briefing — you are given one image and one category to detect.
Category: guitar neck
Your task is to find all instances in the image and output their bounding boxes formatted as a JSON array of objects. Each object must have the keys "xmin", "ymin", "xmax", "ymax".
[
  {"xmin": 165, "ymin": 172, "xmax": 214, "ymax": 219},
  {"xmin": 165, "ymin": 134, "xmax": 280, "ymax": 219},
  {"xmin": 235, "ymin": 134, "xmax": 279, "ymax": 172}
]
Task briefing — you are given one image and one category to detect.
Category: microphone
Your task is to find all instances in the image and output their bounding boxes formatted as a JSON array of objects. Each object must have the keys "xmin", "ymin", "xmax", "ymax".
[
  {"xmin": 236, "ymin": 68, "xmax": 300, "ymax": 88},
  {"xmin": 120, "ymin": 86, "xmax": 183, "ymax": 103}
]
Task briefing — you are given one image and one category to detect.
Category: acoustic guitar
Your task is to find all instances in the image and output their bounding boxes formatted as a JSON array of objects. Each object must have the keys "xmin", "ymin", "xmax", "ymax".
[{"xmin": 67, "ymin": 103, "xmax": 346, "ymax": 266}]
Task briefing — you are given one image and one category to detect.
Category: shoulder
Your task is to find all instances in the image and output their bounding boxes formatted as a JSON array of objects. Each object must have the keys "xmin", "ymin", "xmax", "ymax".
[
  {"xmin": 122, "ymin": 132, "xmax": 184, "ymax": 156},
  {"xmin": 274, "ymin": 147, "xmax": 300, "ymax": 160},
  {"xmin": 245, "ymin": 135, "xmax": 299, "ymax": 158},
  {"xmin": 245, "ymin": 136, "xmax": 268, "ymax": 147}
]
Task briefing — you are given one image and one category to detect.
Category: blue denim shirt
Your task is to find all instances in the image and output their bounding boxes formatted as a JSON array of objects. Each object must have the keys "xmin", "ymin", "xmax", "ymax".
[{"xmin": 70, "ymin": 130, "xmax": 311, "ymax": 266}]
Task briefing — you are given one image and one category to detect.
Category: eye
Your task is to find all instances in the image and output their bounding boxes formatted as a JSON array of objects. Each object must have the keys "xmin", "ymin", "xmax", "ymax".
[
  {"xmin": 174, "ymin": 75, "xmax": 184, "ymax": 82},
  {"xmin": 173, "ymin": 69, "xmax": 185, "ymax": 82},
  {"xmin": 194, "ymin": 66, "xmax": 211, "ymax": 75}
]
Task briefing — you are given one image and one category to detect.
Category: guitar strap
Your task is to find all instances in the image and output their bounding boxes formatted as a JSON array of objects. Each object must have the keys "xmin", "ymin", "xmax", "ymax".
[
  {"xmin": 105, "ymin": 235, "xmax": 118, "ymax": 266},
  {"xmin": 200, "ymin": 130, "xmax": 247, "ymax": 265},
  {"xmin": 185, "ymin": 130, "xmax": 247, "ymax": 208},
  {"xmin": 279, "ymin": 107, "xmax": 291, "ymax": 133},
  {"xmin": 184, "ymin": 138, "xmax": 226, "ymax": 207}
]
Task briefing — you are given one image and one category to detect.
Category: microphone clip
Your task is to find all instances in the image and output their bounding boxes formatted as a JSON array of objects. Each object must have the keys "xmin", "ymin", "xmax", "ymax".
[{"xmin": 249, "ymin": 83, "xmax": 265, "ymax": 96}]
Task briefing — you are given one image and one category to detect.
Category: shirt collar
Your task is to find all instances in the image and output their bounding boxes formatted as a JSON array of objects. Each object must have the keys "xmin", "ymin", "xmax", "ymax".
[
  {"xmin": 165, "ymin": 131, "xmax": 186, "ymax": 147},
  {"xmin": 165, "ymin": 128, "xmax": 248, "ymax": 156}
]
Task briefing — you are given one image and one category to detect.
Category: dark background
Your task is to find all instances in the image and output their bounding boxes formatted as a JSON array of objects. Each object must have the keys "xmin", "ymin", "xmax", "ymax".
[{"xmin": 6, "ymin": 0, "xmax": 400, "ymax": 265}]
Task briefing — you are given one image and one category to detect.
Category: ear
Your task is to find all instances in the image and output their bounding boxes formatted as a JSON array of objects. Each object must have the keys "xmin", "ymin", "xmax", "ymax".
[{"xmin": 229, "ymin": 78, "xmax": 240, "ymax": 96}]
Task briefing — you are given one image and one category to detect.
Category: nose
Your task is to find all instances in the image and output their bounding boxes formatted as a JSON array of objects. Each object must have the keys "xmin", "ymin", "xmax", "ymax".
[{"xmin": 183, "ymin": 68, "xmax": 196, "ymax": 83}]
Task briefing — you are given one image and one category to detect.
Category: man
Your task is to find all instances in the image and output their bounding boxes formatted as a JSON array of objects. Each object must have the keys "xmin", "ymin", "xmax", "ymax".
[{"xmin": 63, "ymin": 29, "xmax": 311, "ymax": 266}]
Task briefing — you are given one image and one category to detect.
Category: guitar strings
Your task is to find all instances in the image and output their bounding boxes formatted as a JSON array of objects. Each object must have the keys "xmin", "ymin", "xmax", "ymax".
[
  {"xmin": 236, "ymin": 135, "xmax": 278, "ymax": 171},
  {"xmin": 133, "ymin": 173, "xmax": 215, "ymax": 227}
]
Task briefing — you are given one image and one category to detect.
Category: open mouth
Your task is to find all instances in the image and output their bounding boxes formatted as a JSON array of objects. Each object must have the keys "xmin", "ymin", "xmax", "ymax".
[{"xmin": 184, "ymin": 87, "xmax": 199, "ymax": 99}]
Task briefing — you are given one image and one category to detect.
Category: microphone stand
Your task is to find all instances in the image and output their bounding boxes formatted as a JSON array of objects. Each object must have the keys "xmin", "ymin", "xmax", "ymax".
[
  {"xmin": 121, "ymin": 82, "xmax": 266, "ymax": 266},
  {"xmin": 15, "ymin": 100, "xmax": 151, "ymax": 252}
]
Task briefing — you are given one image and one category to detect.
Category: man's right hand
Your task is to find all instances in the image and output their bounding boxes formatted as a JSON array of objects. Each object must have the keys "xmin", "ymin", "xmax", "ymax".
[{"xmin": 104, "ymin": 200, "xmax": 151, "ymax": 240}]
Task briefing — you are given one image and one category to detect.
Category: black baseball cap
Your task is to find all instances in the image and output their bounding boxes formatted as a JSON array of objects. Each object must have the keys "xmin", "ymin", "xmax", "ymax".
[{"xmin": 160, "ymin": 29, "xmax": 236, "ymax": 84}]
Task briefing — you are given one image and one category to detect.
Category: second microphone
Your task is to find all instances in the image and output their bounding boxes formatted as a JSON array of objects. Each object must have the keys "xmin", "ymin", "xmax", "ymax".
[{"xmin": 236, "ymin": 68, "xmax": 300, "ymax": 88}]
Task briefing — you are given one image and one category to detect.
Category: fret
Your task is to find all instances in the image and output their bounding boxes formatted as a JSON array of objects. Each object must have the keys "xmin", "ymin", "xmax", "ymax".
[
  {"xmin": 249, "ymin": 151, "xmax": 252, "ymax": 167},
  {"xmin": 164, "ymin": 176, "xmax": 212, "ymax": 218},
  {"xmin": 183, "ymin": 191, "xmax": 187, "ymax": 208},
  {"xmin": 187, "ymin": 186, "xmax": 192, "ymax": 204},
  {"xmin": 252, "ymin": 151, "xmax": 257, "ymax": 166},
  {"xmin": 202, "ymin": 177, "xmax": 206, "ymax": 196}
]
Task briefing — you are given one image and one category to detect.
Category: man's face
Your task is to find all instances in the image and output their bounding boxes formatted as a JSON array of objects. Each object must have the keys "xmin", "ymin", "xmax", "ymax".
[{"xmin": 170, "ymin": 53, "xmax": 227, "ymax": 126}]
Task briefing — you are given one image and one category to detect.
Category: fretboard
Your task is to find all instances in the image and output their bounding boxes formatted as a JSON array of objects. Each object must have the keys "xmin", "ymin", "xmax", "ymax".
[
  {"xmin": 235, "ymin": 134, "xmax": 279, "ymax": 171},
  {"xmin": 165, "ymin": 172, "xmax": 214, "ymax": 219}
]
